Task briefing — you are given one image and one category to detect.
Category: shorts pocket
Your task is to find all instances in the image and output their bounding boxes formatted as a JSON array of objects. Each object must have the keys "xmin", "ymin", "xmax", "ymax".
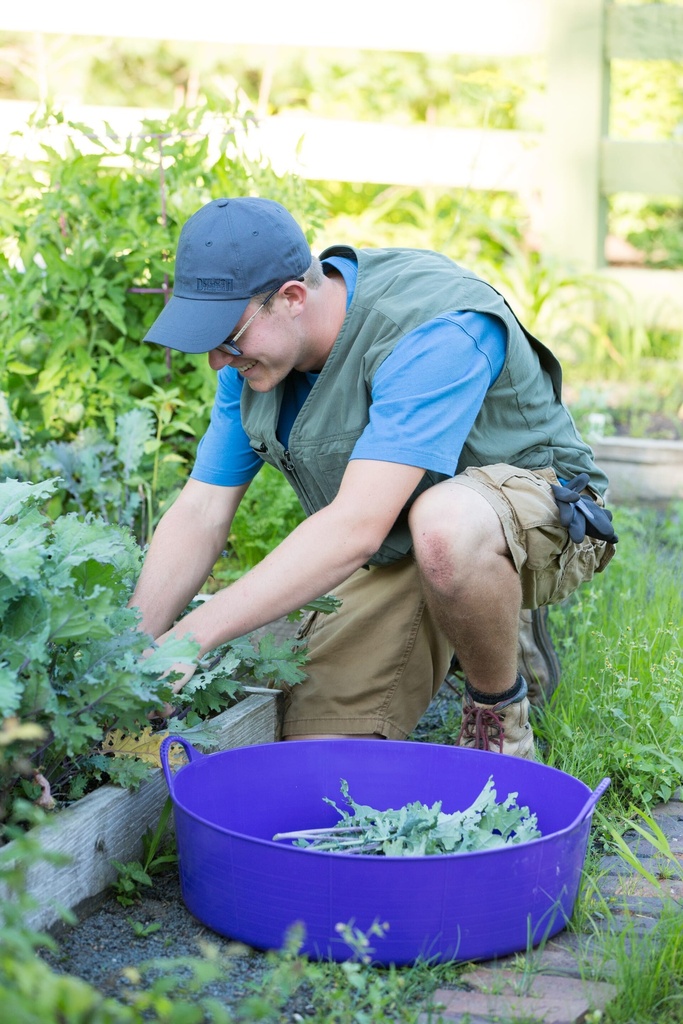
[
  {"xmin": 531, "ymin": 537, "xmax": 615, "ymax": 607},
  {"xmin": 458, "ymin": 464, "xmax": 615, "ymax": 608}
]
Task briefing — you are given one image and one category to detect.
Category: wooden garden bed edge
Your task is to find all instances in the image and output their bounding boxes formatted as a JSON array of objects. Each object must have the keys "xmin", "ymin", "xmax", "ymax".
[{"xmin": 3, "ymin": 689, "xmax": 282, "ymax": 933}]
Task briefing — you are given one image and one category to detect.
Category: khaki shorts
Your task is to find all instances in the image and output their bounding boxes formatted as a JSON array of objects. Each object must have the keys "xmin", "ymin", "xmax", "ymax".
[{"xmin": 282, "ymin": 464, "xmax": 616, "ymax": 740}]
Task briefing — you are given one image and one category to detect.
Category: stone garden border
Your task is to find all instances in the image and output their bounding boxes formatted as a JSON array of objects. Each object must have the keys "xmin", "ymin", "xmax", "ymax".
[{"xmin": 591, "ymin": 437, "xmax": 683, "ymax": 504}]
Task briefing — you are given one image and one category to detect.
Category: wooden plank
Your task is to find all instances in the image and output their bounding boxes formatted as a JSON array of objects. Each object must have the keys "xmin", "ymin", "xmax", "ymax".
[
  {"xmin": 1, "ymin": 691, "xmax": 281, "ymax": 932},
  {"xmin": 602, "ymin": 139, "xmax": 683, "ymax": 196},
  {"xmin": 0, "ymin": 101, "xmax": 541, "ymax": 193},
  {"xmin": 2, "ymin": 0, "xmax": 548, "ymax": 55},
  {"xmin": 607, "ymin": 4, "xmax": 683, "ymax": 61},
  {"xmin": 258, "ymin": 116, "xmax": 542, "ymax": 191},
  {"xmin": 542, "ymin": 0, "xmax": 609, "ymax": 269},
  {"xmin": 217, "ymin": 686, "xmax": 283, "ymax": 746}
]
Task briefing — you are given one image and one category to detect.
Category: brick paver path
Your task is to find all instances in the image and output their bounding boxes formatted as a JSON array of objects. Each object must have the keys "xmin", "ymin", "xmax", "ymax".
[{"xmin": 421, "ymin": 795, "xmax": 683, "ymax": 1023}]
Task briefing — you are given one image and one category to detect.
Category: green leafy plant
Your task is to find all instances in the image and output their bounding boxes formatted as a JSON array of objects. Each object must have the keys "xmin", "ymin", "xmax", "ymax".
[
  {"xmin": 112, "ymin": 797, "xmax": 177, "ymax": 908},
  {"xmin": 126, "ymin": 919, "xmax": 163, "ymax": 939},
  {"xmin": 0, "ymin": 103, "xmax": 325, "ymax": 453},
  {"xmin": 0, "ymin": 473, "xmax": 323, "ymax": 823},
  {"xmin": 273, "ymin": 776, "xmax": 541, "ymax": 856},
  {"xmin": 219, "ymin": 631, "xmax": 310, "ymax": 689},
  {"xmin": 0, "ymin": 476, "xmax": 203, "ymax": 820},
  {"xmin": 0, "ymin": 408, "xmax": 180, "ymax": 547}
]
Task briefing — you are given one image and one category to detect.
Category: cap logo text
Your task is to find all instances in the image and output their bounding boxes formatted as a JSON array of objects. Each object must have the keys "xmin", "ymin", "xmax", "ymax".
[{"xmin": 196, "ymin": 277, "xmax": 233, "ymax": 293}]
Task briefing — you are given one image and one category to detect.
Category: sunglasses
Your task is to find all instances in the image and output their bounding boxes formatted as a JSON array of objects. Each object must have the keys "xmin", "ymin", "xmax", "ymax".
[{"xmin": 215, "ymin": 284, "xmax": 282, "ymax": 357}]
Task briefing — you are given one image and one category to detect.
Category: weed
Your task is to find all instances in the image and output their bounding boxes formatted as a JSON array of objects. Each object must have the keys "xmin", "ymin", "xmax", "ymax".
[
  {"xmin": 112, "ymin": 798, "xmax": 176, "ymax": 907},
  {"xmin": 600, "ymin": 906, "xmax": 683, "ymax": 1024},
  {"xmin": 604, "ymin": 806, "xmax": 683, "ymax": 902},
  {"xmin": 126, "ymin": 919, "xmax": 163, "ymax": 939}
]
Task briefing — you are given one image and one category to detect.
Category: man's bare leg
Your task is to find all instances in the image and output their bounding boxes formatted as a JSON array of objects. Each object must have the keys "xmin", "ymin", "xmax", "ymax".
[
  {"xmin": 408, "ymin": 480, "xmax": 533, "ymax": 757},
  {"xmin": 408, "ymin": 481, "xmax": 521, "ymax": 694}
]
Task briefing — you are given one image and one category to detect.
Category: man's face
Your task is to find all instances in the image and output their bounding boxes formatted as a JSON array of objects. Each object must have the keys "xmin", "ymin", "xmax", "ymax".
[{"xmin": 207, "ymin": 295, "xmax": 301, "ymax": 392}]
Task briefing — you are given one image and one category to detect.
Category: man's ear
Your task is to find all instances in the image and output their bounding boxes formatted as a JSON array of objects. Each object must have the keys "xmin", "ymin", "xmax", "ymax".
[{"xmin": 279, "ymin": 279, "xmax": 307, "ymax": 316}]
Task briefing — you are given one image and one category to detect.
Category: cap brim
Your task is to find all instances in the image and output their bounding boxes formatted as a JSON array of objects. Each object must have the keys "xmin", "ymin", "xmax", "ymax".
[{"xmin": 143, "ymin": 294, "xmax": 250, "ymax": 354}]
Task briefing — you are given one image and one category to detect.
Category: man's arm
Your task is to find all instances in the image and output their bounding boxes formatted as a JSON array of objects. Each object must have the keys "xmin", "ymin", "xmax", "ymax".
[
  {"xmin": 129, "ymin": 476, "xmax": 250, "ymax": 638},
  {"xmin": 155, "ymin": 459, "xmax": 425, "ymax": 657}
]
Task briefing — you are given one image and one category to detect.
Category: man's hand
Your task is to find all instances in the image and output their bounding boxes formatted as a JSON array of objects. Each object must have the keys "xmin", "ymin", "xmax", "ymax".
[{"xmin": 142, "ymin": 642, "xmax": 199, "ymax": 721}]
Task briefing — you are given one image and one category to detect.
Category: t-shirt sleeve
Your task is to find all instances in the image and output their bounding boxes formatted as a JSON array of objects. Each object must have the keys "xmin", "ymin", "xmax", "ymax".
[
  {"xmin": 350, "ymin": 311, "xmax": 506, "ymax": 477},
  {"xmin": 190, "ymin": 367, "xmax": 263, "ymax": 486}
]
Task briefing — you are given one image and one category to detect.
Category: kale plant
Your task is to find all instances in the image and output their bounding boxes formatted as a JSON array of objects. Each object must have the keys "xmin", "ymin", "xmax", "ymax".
[{"xmin": 0, "ymin": 477, "xmax": 199, "ymax": 817}]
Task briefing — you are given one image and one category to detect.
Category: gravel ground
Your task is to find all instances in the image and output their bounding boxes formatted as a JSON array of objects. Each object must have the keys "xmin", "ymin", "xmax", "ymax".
[
  {"xmin": 40, "ymin": 864, "xmax": 448, "ymax": 1022},
  {"xmin": 41, "ymin": 870, "xmax": 292, "ymax": 1015}
]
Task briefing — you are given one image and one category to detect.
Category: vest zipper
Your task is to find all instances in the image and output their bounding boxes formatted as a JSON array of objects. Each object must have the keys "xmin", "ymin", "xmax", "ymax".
[{"xmin": 281, "ymin": 450, "xmax": 316, "ymax": 516}]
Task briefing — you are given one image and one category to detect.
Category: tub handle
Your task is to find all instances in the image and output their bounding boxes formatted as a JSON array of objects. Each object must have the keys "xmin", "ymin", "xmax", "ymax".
[
  {"xmin": 160, "ymin": 735, "xmax": 203, "ymax": 792},
  {"xmin": 568, "ymin": 777, "xmax": 611, "ymax": 830}
]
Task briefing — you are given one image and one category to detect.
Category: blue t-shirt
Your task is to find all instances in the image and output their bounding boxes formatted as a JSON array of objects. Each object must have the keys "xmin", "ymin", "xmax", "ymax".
[{"xmin": 191, "ymin": 256, "xmax": 506, "ymax": 486}]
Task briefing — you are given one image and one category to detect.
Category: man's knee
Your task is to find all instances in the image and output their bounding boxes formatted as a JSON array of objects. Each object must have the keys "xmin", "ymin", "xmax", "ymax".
[{"xmin": 409, "ymin": 480, "xmax": 508, "ymax": 582}]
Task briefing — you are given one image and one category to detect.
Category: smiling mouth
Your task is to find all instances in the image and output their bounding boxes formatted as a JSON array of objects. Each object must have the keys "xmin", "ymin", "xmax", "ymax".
[{"xmin": 238, "ymin": 361, "xmax": 257, "ymax": 373}]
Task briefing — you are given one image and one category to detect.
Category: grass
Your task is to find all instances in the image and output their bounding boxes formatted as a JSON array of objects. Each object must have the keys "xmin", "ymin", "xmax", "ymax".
[
  {"xmin": 538, "ymin": 501, "xmax": 683, "ymax": 815},
  {"xmin": 534, "ymin": 500, "xmax": 683, "ymax": 1023},
  {"xmin": 601, "ymin": 906, "xmax": 683, "ymax": 1024},
  {"xmin": 569, "ymin": 869, "xmax": 683, "ymax": 1024}
]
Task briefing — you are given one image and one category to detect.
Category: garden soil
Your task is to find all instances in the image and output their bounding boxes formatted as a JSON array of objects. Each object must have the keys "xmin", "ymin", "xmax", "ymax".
[{"xmin": 42, "ymin": 869, "xmax": 280, "ymax": 1016}]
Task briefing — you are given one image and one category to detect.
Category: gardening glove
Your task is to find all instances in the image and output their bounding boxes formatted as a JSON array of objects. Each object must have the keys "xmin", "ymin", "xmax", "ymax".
[{"xmin": 550, "ymin": 473, "xmax": 618, "ymax": 545}]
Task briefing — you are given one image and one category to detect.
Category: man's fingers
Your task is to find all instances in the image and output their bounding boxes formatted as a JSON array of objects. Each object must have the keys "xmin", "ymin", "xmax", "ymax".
[
  {"xmin": 170, "ymin": 663, "xmax": 197, "ymax": 693},
  {"xmin": 146, "ymin": 700, "xmax": 177, "ymax": 722}
]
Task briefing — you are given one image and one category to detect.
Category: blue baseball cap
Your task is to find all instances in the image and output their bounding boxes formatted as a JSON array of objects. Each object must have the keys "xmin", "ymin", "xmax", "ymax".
[{"xmin": 143, "ymin": 197, "xmax": 312, "ymax": 354}]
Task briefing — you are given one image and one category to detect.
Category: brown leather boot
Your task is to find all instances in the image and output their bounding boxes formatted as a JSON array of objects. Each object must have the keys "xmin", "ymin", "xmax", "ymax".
[
  {"xmin": 456, "ymin": 676, "xmax": 535, "ymax": 759},
  {"xmin": 518, "ymin": 607, "xmax": 561, "ymax": 706}
]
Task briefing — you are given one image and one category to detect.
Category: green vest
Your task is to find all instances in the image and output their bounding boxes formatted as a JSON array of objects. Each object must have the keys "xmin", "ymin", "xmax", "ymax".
[{"xmin": 241, "ymin": 246, "xmax": 607, "ymax": 566}]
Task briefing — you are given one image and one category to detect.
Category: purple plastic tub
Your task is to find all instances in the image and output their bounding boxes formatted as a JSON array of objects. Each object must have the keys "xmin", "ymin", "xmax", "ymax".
[{"xmin": 160, "ymin": 737, "xmax": 609, "ymax": 966}]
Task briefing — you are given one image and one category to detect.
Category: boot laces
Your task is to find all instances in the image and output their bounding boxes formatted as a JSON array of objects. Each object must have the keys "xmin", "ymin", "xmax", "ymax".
[
  {"xmin": 456, "ymin": 679, "xmax": 528, "ymax": 753},
  {"xmin": 457, "ymin": 702, "xmax": 506, "ymax": 752}
]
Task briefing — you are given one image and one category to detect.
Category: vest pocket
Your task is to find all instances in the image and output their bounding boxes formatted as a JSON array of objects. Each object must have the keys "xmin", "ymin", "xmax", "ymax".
[{"xmin": 297, "ymin": 431, "xmax": 365, "ymax": 505}]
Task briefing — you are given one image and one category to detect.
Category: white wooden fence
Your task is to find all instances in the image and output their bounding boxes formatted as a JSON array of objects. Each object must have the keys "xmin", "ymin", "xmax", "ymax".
[{"xmin": 2, "ymin": 0, "xmax": 682, "ymax": 326}]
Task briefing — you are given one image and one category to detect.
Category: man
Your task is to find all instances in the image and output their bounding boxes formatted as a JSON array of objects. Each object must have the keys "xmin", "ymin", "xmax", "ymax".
[{"xmin": 132, "ymin": 196, "xmax": 617, "ymax": 758}]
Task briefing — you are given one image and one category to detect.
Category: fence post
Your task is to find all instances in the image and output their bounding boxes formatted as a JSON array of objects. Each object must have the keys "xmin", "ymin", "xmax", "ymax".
[{"xmin": 542, "ymin": 0, "xmax": 609, "ymax": 270}]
